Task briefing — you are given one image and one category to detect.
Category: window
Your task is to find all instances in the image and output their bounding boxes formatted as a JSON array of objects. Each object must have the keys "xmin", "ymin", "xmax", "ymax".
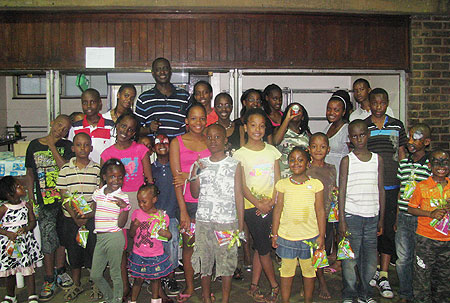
[
  {"xmin": 14, "ymin": 74, "xmax": 47, "ymax": 97},
  {"xmin": 63, "ymin": 74, "xmax": 107, "ymax": 97}
]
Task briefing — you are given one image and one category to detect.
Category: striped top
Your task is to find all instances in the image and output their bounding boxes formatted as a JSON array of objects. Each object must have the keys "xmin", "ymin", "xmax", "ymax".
[
  {"xmin": 92, "ymin": 185, "xmax": 130, "ymax": 233},
  {"xmin": 365, "ymin": 115, "xmax": 407, "ymax": 188},
  {"xmin": 397, "ymin": 155, "xmax": 431, "ymax": 214},
  {"xmin": 56, "ymin": 157, "xmax": 101, "ymax": 217},
  {"xmin": 134, "ymin": 84, "xmax": 190, "ymax": 138},
  {"xmin": 345, "ymin": 152, "xmax": 380, "ymax": 217}
]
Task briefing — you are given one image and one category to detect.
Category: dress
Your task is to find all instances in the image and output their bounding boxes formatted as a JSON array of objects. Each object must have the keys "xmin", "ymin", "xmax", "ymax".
[
  {"xmin": 324, "ymin": 123, "xmax": 349, "ymax": 182},
  {"xmin": 0, "ymin": 201, "xmax": 42, "ymax": 277}
]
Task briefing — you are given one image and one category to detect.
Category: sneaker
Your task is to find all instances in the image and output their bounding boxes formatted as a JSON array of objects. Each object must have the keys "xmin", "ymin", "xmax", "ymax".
[
  {"xmin": 56, "ymin": 271, "xmax": 74, "ymax": 289},
  {"xmin": 377, "ymin": 277, "xmax": 394, "ymax": 298},
  {"xmin": 166, "ymin": 278, "xmax": 181, "ymax": 295},
  {"xmin": 369, "ymin": 269, "xmax": 380, "ymax": 287},
  {"xmin": 342, "ymin": 299, "xmax": 354, "ymax": 303},
  {"xmin": 39, "ymin": 280, "xmax": 56, "ymax": 301},
  {"xmin": 357, "ymin": 298, "xmax": 377, "ymax": 303}
]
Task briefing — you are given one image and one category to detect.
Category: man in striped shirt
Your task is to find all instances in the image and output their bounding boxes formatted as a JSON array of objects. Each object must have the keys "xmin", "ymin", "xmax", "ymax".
[
  {"xmin": 135, "ymin": 57, "xmax": 191, "ymax": 139},
  {"xmin": 395, "ymin": 123, "xmax": 431, "ymax": 303}
]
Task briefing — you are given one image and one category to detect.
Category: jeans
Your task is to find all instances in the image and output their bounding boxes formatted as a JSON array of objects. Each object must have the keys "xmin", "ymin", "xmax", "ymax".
[
  {"xmin": 163, "ymin": 218, "xmax": 180, "ymax": 272},
  {"xmin": 342, "ymin": 214, "xmax": 378, "ymax": 301},
  {"xmin": 395, "ymin": 212, "xmax": 417, "ymax": 300}
]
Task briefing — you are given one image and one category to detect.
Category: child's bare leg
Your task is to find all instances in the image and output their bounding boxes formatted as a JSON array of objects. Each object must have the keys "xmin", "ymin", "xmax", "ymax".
[
  {"xmin": 201, "ymin": 275, "xmax": 212, "ymax": 303},
  {"xmin": 72, "ymin": 268, "xmax": 81, "ymax": 286},
  {"xmin": 303, "ymin": 277, "xmax": 315, "ymax": 303},
  {"xmin": 25, "ymin": 274, "xmax": 36, "ymax": 296},
  {"xmin": 243, "ymin": 223, "xmax": 252, "ymax": 267},
  {"xmin": 251, "ymin": 250, "xmax": 262, "ymax": 286},
  {"xmin": 151, "ymin": 279, "xmax": 161, "ymax": 299},
  {"xmin": 130, "ymin": 277, "xmax": 144, "ymax": 302},
  {"xmin": 158, "ymin": 284, "xmax": 170, "ymax": 301},
  {"xmin": 280, "ymin": 276, "xmax": 294, "ymax": 303},
  {"xmin": 5, "ymin": 275, "xmax": 15, "ymax": 297},
  {"xmin": 221, "ymin": 276, "xmax": 232, "ymax": 303},
  {"xmin": 55, "ymin": 245, "xmax": 67, "ymax": 269},
  {"xmin": 121, "ymin": 251, "xmax": 130, "ymax": 298},
  {"xmin": 316, "ymin": 268, "xmax": 331, "ymax": 299},
  {"xmin": 181, "ymin": 234, "xmax": 195, "ymax": 295},
  {"xmin": 259, "ymin": 252, "xmax": 278, "ymax": 288}
]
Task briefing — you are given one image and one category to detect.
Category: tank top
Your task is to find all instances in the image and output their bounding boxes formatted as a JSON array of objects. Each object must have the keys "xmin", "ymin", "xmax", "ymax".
[{"xmin": 176, "ymin": 135, "xmax": 211, "ymax": 203}]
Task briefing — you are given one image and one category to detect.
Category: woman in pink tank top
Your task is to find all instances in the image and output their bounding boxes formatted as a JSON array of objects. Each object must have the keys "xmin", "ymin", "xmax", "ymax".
[{"xmin": 169, "ymin": 104, "xmax": 210, "ymax": 301}]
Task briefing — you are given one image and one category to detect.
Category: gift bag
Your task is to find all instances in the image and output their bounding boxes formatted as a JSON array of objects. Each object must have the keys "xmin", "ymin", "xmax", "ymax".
[
  {"xmin": 149, "ymin": 210, "xmax": 169, "ymax": 242},
  {"xmin": 434, "ymin": 213, "xmax": 449, "ymax": 235},
  {"xmin": 6, "ymin": 240, "xmax": 22, "ymax": 258},
  {"xmin": 76, "ymin": 226, "xmax": 89, "ymax": 248},
  {"xmin": 337, "ymin": 237, "xmax": 355, "ymax": 260},
  {"xmin": 312, "ymin": 249, "xmax": 329, "ymax": 269}
]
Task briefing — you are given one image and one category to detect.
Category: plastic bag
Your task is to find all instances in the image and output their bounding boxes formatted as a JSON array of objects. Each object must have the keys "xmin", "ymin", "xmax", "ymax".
[
  {"xmin": 63, "ymin": 192, "xmax": 92, "ymax": 215},
  {"xmin": 434, "ymin": 213, "xmax": 449, "ymax": 235},
  {"xmin": 337, "ymin": 237, "xmax": 355, "ymax": 260},
  {"xmin": 312, "ymin": 249, "xmax": 329, "ymax": 269},
  {"xmin": 6, "ymin": 240, "xmax": 22, "ymax": 258},
  {"xmin": 76, "ymin": 226, "xmax": 89, "ymax": 248},
  {"xmin": 149, "ymin": 210, "xmax": 168, "ymax": 242}
]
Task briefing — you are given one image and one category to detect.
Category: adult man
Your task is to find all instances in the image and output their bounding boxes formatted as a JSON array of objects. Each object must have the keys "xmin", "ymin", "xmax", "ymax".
[{"xmin": 135, "ymin": 57, "xmax": 190, "ymax": 138}]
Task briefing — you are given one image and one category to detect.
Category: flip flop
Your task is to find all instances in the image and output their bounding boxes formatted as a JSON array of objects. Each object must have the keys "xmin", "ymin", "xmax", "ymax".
[
  {"xmin": 324, "ymin": 267, "xmax": 338, "ymax": 274},
  {"xmin": 176, "ymin": 293, "xmax": 192, "ymax": 303}
]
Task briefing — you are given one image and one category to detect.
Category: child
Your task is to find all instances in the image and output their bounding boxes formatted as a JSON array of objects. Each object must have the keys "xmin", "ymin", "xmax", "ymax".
[
  {"xmin": 233, "ymin": 108, "xmax": 280, "ymax": 303},
  {"xmin": 128, "ymin": 184, "xmax": 173, "ymax": 303},
  {"xmin": 25, "ymin": 114, "xmax": 74, "ymax": 301},
  {"xmin": 307, "ymin": 132, "xmax": 337, "ymax": 299},
  {"xmin": 324, "ymin": 91, "xmax": 351, "ymax": 180},
  {"xmin": 104, "ymin": 84, "xmax": 137, "ymax": 122},
  {"xmin": 272, "ymin": 147, "xmax": 326, "ymax": 303},
  {"xmin": 192, "ymin": 80, "xmax": 218, "ymax": 126},
  {"xmin": 169, "ymin": 103, "xmax": 210, "ymax": 302},
  {"xmin": 339, "ymin": 119, "xmax": 385, "ymax": 303},
  {"xmin": 69, "ymin": 112, "xmax": 84, "ymax": 125},
  {"xmin": 349, "ymin": 79, "xmax": 395, "ymax": 122},
  {"xmin": 190, "ymin": 124, "xmax": 245, "ymax": 303},
  {"xmin": 408, "ymin": 149, "xmax": 450, "ymax": 303},
  {"xmin": 365, "ymin": 88, "xmax": 407, "ymax": 298},
  {"xmin": 395, "ymin": 123, "xmax": 431, "ymax": 303},
  {"xmin": 152, "ymin": 134, "xmax": 181, "ymax": 295},
  {"xmin": 263, "ymin": 84, "xmax": 283, "ymax": 127},
  {"xmin": 87, "ymin": 159, "xmax": 130, "ymax": 303},
  {"xmin": 100, "ymin": 112, "xmax": 153, "ymax": 300},
  {"xmin": 273, "ymin": 102, "xmax": 311, "ymax": 178},
  {"xmin": 0, "ymin": 176, "xmax": 42, "ymax": 303},
  {"xmin": 56, "ymin": 132, "xmax": 101, "ymax": 301},
  {"xmin": 213, "ymin": 93, "xmax": 239, "ymax": 154},
  {"xmin": 68, "ymin": 88, "xmax": 115, "ymax": 164}
]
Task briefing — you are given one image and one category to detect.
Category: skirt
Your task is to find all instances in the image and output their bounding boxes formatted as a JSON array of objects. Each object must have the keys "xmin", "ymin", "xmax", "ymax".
[{"xmin": 128, "ymin": 251, "xmax": 173, "ymax": 280}]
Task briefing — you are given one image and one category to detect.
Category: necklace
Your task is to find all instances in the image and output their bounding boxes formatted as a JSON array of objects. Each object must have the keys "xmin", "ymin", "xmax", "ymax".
[
  {"xmin": 216, "ymin": 120, "xmax": 232, "ymax": 130},
  {"xmin": 289, "ymin": 176, "xmax": 309, "ymax": 185}
]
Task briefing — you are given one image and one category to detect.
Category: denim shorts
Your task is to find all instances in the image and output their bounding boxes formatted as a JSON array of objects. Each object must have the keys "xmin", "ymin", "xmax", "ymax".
[{"xmin": 276, "ymin": 235, "xmax": 318, "ymax": 259}]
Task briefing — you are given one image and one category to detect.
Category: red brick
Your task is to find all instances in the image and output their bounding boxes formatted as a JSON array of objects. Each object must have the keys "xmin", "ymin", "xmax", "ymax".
[
  {"xmin": 434, "ymin": 111, "xmax": 450, "ymax": 118},
  {"xmin": 442, "ymin": 119, "xmax": 450, "ymax": 125},
  {"xmin": 431, "ymin": 63, "xmax": 450, "ymax": 70},
  {"xmin": 431, "ymin": 95, "xmax": 448, "ymax": 102},
  {"xmin": 432, "ymin": 30, "xmax": 450, "ymax": 37},
  {"xmin": 442, "ymin": 87, "xmax": 450, "ymax": 94},
  {"xmin": 423, "ymin": 87, "xmax": 440, "ymax": 94},
  {"xmin": 413, "ymin": 47, "xmax": 432, "ymax": 53},
  {"xmin": 408, "ymin": 103, "xmax": 422, "ymax": 110},
  {"xmin": 432, "ymin": 79, "xmax": 450, "ymax": 86},
  {"xmin": 433, "ymin": 46, "xmax": 450, "ymax": 53},
  {"xmin": 411, "ymin": 79, "xmax": 430, "ymax": 86},
  {"xmin": 442, "ymin": 55, "xmax": 450, "ymax": 61},
  {"xmin": 412, "ymin": 71, "xmax": 422, "ymax": 77},
  {"xmin": 419, "ymin": 31, "xmax": 432, "ymax": 37},
  {"xmin": 423, "ymin": 22, "xmax": 442, "ymax": 29},
  {"xmin": 432, "ymin": 126, "xmax": 450, "ymax": 133},
  {"xmin": 423, "ymin": 71, "xmax": 441, "ymax": 78},
  {"xmin": 444, "ymin": 38, "xmax": 450, "ymax": 45},
  {"xmin": 413, "ymin": 16, "xmax": 432, "ymax": 21},
  {"xmin": 443, "ymin": 72, "xmax": 450, "ymax": 78},
  {"xmin": 433, "ymin": 142, "xmax": 449, "ymax": 150},
  {"xmin": 444, "ymin": 23, "xmax": 450, "ymax": 30},
  {"xmin": 409, "ymin": 111, "xmax": 419, "ymax": 118},
  {"xmin": 423, "ymin": 118, "xmax": 442, "ymax": 126},
  {"xmin": 423, "ymin": 102, "xmax": 441, "ymax": 110},
  {"xmin": 418, "ymin": 111, "xmax": 431, "ymax": 118},
  {"xmin": 440, "ymin": 135, "xmax": 450, "ymax": 142},
  {"xmin": 409, "ymin": 95, "xmax": 430, "ymax": 102},
  {"xmin": 410, "ymin": 86, "xmax": 421, "ymax": 94},
  {"xmin": 413, "ymin": 63, "xmax": 430, "ymax": 69},
  {"xmin": 412, "ymin": 55, "xmax": 422, "ymax": 62},
  {"xmin": 424, "ymin": 38, "xmax": 442, "ymax": 45},
  {"xmin": 431, "ymin": 16, "xmax": 450, "ymax": 21},
  {"xmin": 413, "ymin": 38, "xmax": 423, "ymax": 45},
  {"xmin": 422, "ymin": 54, "xmax": 440, "ymax": 61}
]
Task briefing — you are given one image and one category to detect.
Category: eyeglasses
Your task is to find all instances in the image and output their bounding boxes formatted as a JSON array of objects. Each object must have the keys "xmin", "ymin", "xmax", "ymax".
[{"xmin": 155, "ymin": 137, "xmax": 169, "ymax": 144}]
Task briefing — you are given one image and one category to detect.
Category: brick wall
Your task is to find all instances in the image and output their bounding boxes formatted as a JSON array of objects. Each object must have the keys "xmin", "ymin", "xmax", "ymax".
[{"xmin": 409, "ymin": 15, "xmax": 450, "ymax": 149}]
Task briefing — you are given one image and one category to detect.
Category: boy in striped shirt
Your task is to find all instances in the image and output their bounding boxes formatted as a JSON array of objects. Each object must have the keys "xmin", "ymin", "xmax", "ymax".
[{"xmin": 395, "ymin": 123, "xmax": 431, "ymax": 303}]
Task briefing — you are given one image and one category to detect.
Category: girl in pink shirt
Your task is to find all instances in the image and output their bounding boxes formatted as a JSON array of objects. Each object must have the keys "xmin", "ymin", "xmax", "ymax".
[{"xmin": 128, "ymin": 184, "xmax": 172, "ymax": 303}]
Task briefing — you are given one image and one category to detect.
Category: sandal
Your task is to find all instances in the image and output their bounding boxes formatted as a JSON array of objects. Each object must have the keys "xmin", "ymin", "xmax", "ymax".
[
  {"xmin": 176, "ymin": 293, "xmax": 192, "ymax": 303},
  {"xmin": 233, "ymin": 268, "xmax": 243, "ymax": 280},
  {"xmin": 64, "ymin": 284, "xmax": 84, "ymax": 301},
  {"xmin": 247, "ymin": 283, "xmax": 265, "ymax": 303},
  {"xmin": 265, "ymin": 284, "xmax": 280, "ymax": 303},
  {"xmin": 1, "ymin": 296, "xmax": 17, "ymax": 303},
  {"xmin": 88, "ymin": 284, "xmax": 103, "ymax": 301},
  {"xmin": 28, "ymin": 295, "xmax": 39, "ymax": 303}
]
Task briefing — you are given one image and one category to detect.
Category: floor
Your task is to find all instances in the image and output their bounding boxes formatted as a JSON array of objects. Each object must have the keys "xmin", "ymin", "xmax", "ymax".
[{"xmin": 1, "ymin": 254, "xmax": 400, "ymax": 303}]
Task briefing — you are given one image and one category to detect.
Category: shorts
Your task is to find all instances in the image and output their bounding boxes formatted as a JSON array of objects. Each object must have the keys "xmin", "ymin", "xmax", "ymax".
[
  {"xmin": 163, "ymin": 218, "xmax": 180, "ymax": 271},
  {"xmin": 244, "ymin": 208, "xmax": 272, "ymax": 256},
  {"xmin": 280, "ymin": 258, "xmax": 316, "ymax": 278},
  {"xmin": 128, "ymin": 251, "xmax": 172, "ymax": 280},
  {"xmin": 38, "ymin": 206, "xmax": 64, "ymax": 254},
  {"xmin": 62, "ymin": 216, "xmax": 96, "ymax": 269},
  {"xmin": 276, "ymin": 236, "xmax": 317, "ymax": 278},
  {"xmin": 378, "ymin": 188, "xmax": 399, "ymax": 255},
  {"xmin": 192, "ymin": 221, "xmax": 238, "ymax": 278}
]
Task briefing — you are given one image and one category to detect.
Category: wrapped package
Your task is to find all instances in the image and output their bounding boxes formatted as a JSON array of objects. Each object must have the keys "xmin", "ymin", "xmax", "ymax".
[
  {"xmin": 76, "ymin": 226, "xmax": 89, "ymax": 248},
  {"xmin": 149, "ymin": 211, "xmax": 169, "ymax": 242},
  {"xmin": 337, "ymin": 237, "xmax": 355, "ymax": 260}
]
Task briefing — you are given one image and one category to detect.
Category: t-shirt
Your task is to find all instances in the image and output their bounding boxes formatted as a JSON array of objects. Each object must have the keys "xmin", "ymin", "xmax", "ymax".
[
  {"xmin": 196, "ymin": 156, "xmax": 239, "ymax": 224},
  {"xmin": 92, "ymin": 185, "xmax": 130, "ymax": 233},
  {"xmin": 307, "ymin": 163, "xmax": 337, "ymax": 216},
  {"xmin": 324, "ymin": 123, "xmax": 349, "ymax": 182},
  {"xmin": 25, "ymin": 138, "xmax": 74, "ymax": 207},
  {"xmin": 349, "ymin": 106, "xmax": 395, "ymax": 122},
  {"xmin": 56, "ymin": 157, "xmax": 101, "ymax": 217},
  {"xmin": 275, "ymin": 177, "xmax": 323, "ymax": 241},
  {"xmin": 409, "ymin": 176, "xmax": 450, "ymax": 241},
  {"xmin": 365, "ymin": 115, "xmax": 407, "ymax": 188},
  {"xmin": 68, "ymin": 114, "xmax": 115, "ymax": 164},
  {"xmin": 134, "ymin": 84, "xmax": 190, "ymax": 138},
  {"xmin": 152, "ymin": 160, "xmax": 178, "ymax": 218},
  {"xmin": 101, "ymin": 142, "xmax": 149, "ymax": 192},
  {"xmin": 277, "ymin": 128, "xmax": 310, "ymax": 179},
  {"xmin": 206, "ymin": 110, "xmax": 218, "ymax": 126},
  {"xmin": 131, "ymin": 209, "xmax": 169, "ymax": 257},
  {"xmin": 397, "ymin": 155, "xmax": 431, "ymax": 214},
  {"xmin": 233, "ymin": 143, "xmax": 281, "ymax": 209}
]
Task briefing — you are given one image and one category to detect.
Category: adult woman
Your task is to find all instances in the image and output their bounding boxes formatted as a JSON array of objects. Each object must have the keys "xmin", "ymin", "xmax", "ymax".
[{"xmin": 104, "ymin": 84, "xmax": 137, "ymax": 122}]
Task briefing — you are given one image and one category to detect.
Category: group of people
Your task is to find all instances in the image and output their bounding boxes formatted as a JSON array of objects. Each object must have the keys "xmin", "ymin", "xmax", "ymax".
[{"xmin": 0, "ymin": 56, "xmax": 448, "ymax": 303}]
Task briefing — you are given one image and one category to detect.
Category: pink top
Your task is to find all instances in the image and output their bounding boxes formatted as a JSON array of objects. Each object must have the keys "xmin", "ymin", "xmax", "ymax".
[
  {"xmin": 101, "ymin": 142, "xmax": 149, "ymax": 192},
  {"xmin": 176, "ymin": 135, "xmax": 210, "ymax": 203},
  {"xmin": 131, "ymin": 209, "xmax": 169, "ymax": 257}
]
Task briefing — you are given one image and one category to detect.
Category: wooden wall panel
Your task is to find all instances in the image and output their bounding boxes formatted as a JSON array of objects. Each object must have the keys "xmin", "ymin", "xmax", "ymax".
[{"xmin": 0, "ymin": 12, "xmax": 409, "ymax": 71}]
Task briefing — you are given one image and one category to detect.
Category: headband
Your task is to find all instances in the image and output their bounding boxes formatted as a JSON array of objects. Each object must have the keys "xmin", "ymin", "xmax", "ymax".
[{"xmin": 331, "ymin": 95, "xmax": 346, "ymax": 111}]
